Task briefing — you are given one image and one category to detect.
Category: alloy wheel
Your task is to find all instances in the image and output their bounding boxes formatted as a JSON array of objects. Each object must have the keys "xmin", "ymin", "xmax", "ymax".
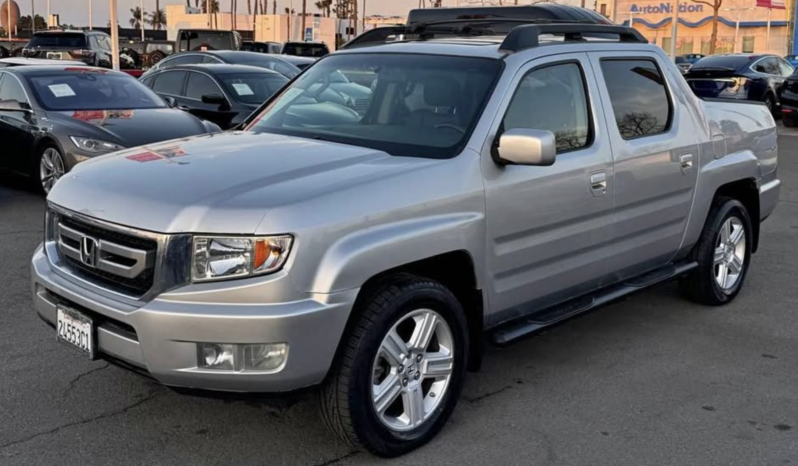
[
  {"xmin": 371, "ymin": 309, "xmax": 454, "ymax": 432},
  {"xmin": 39, "ymin": 148, "xmax": 65, "ymax": 194},
  {"xmin": 714, "ymin": 216, "xmax": 746, "ymax": 291}
]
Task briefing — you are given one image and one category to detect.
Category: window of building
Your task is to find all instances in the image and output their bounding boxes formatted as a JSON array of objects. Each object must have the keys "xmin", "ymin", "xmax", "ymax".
[
  {"xmin": 501, "ymin": 62, "xmax": 592, "ymax": 153},
  {"xmin": 600, "ymin": 3, "xmax": 607, "ymax": 16},
  {"xmin": 742, "ymin": 36, "xmax": 755, "ymax": 54},
  {"xmin": 661, "ymin": 37, "xmax": 672, "ymax": 52},
  {"xmin": 600, "ymin": 59, "xmax": 672, "ymax": 140}
]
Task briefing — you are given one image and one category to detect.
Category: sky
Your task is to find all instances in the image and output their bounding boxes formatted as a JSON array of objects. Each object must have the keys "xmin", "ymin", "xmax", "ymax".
[{"xmin": 21, "ymin": 0, "xmax": 451, "ymax": 27}]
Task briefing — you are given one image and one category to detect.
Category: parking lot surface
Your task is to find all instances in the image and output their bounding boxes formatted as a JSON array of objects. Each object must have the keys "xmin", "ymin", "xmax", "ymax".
[{"xmin": 1, "ymin": 132, "xmax": 797, "ymax": 466}]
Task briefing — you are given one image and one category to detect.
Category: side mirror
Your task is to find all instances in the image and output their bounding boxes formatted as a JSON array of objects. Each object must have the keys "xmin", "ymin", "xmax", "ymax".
[
  {"xmin": 202, "ymin": 94, "xmax": 227, "ymax": 105},
  {"xmin": 0, "ymin": 99, "xmax": 30, "ymax": 113},
  {"xmin": 495, "ymin": 128, "xmax": 557, "ymax": 166},
  {"xmin": 162, "ymin": 96, "xmax": 177, "ymax": 108}
]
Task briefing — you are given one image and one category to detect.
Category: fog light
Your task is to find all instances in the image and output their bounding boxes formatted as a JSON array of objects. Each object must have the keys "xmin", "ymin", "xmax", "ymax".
[
  {"xmin": 200, "ymin": 343, "xmax": 235, "ymax": 370},
  {"xmin": 243, "ymin": 343, "xmax": 288, "ymax": 371}
]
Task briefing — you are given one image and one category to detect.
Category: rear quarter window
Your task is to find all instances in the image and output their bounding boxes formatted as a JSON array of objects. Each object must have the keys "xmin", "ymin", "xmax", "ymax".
[{"xmin": 600, "ymin": 59, "xmax": 672, "ymax": 140}]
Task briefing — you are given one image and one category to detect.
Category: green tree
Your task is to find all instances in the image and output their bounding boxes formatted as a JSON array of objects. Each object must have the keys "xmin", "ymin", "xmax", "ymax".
[
  {"xmin": 147, "ymin": 8, "xmax": 167, "ymax": 30},
  {"xmin": 18, "ymin": 15, "xmax": 47, "ymax": 32},
  {"xmin": 201, "ymin": 0, "xmax": 220, "ymax": 13},
  {"xmin": 129, "ymin": 7, "xmax": 145, "ymax": 29},
  {"xmin": 315, "ymin": 0, "xmax": 332, "ymax": 16}
]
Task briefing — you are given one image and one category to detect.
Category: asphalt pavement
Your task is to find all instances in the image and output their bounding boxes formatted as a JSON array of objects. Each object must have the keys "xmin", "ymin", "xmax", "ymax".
[{"xmin": 1, "ymin": 132, "xmax": 798, "ymax": 466}]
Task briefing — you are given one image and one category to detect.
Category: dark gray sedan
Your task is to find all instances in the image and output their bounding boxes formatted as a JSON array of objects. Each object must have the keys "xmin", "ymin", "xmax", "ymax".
[{"xmin": 0, "ymin": 65, "xmax": 219, "ymax": 193}]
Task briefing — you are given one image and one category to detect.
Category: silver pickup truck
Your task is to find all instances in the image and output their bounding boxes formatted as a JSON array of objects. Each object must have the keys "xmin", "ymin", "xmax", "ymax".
[{"xmin": 32, "ymin": 20, "xmax": 779, "ymax": 457}]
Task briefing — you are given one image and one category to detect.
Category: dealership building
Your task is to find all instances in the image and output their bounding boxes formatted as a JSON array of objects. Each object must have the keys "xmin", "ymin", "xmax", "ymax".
[{"xmin": 596, "ymin": 0, "xmax": 792, "ymax": 55}]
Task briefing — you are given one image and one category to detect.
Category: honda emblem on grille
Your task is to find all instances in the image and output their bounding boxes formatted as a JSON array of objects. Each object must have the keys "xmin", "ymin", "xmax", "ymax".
[{"xmin": 80, "ymin": 236, "xmax": 99, "ymax": 267}]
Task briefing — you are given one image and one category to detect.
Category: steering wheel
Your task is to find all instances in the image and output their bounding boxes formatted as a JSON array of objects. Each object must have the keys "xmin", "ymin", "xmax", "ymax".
[{"xmin": 434, "ymin": 123, "xmax": 466, "ymax": 134}]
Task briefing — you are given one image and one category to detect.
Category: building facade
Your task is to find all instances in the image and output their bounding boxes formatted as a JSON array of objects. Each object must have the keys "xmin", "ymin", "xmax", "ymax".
[{"xmin": 597, "ymin": 0, "xmax": 791, "ymax": 55}]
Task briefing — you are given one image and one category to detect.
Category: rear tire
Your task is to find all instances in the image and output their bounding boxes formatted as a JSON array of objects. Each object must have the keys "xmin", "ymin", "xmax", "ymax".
[
  {"xmin": 764, "ymin": 93, "xmax": 776, "ymax": 114},
  {"xmin": 681, "ymin": 197, "xmax": 753, "ymax": 305},
  {"xmin": 319, "ymin": 274, "xmax": 469, "ymax": 457}
]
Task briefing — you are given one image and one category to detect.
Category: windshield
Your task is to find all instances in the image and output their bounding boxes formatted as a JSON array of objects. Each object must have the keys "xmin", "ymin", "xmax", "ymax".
[
  {"xmin": 27, "ymin": 72, "xmax": 167, "ymax": 111},
  {"xmin": 29, "ymin": 33, "xmax": 87, "ymax": 48},
  {"xmin": 220, "ymin": 72, "xmax": 289, "ymax": 105},
  {"xmin": 179, "ymin": 31, "xmax": 233, "ymax": 51},
  {"xmin": 282, "ymin": 43, "xmax": 329, "ymax": 57},
  {"xmin": 692, "ymin": 55, "xmax": 751, "ymax": 70},
  {"xmin": 247, "ymin": 54, "xmax": 502, "ymax": 158}
]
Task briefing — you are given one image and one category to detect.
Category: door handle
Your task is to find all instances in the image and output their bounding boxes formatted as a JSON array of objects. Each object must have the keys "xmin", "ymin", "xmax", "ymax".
[
  {"xmin": 680, "ymin": 154, "xmax": 694, "ymax": 172},
  {"xmin": 590, "ymin": 172, "xmax": 607, "ymax": 197}
]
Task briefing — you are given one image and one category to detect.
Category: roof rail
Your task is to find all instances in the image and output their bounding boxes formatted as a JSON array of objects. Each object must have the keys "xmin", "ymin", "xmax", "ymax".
[
  {"xmin": 499, "ymin": 24, "xmax": 648, "ymax": 52},
  {"xmin": 340, "ymin": 26, "xmax": 406, "ymax": 50}
]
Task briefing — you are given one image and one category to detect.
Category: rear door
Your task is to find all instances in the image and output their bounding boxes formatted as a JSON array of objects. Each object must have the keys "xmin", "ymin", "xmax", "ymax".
[
  {"xmin": 183, "ymin": 71, "xmax": 236, "ymax": 128},
  {"xmin": 589, "ymin": 52, "xmax": 699, "ymax": 283},
  {"xmin": 481, "ymin": 53, "xmax": 615, "ymax": 324}
]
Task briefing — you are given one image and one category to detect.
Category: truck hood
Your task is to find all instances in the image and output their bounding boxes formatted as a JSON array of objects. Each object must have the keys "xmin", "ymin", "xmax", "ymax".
[{"xmin": 48, "ymin": 131, "xmax": 428, "ymax": 234}]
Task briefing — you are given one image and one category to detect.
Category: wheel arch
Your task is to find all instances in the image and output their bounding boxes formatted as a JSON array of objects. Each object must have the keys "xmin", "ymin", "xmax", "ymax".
[
  {"xmin": 327, "ymin": 251, "xmax": 486, "ymax": 380},
  {"xmin": 713, "ymin": 178, "xmax": 760, "ymax": 252}
]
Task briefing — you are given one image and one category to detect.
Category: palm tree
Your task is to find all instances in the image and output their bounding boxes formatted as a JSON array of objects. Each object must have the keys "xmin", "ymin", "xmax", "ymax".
[
  {"xmin": 129, "ymin": 7, "xmax": 145, "ymax": 29},
  {"xmin": 202, "ymin": 0, "xmax": 221, "ymax": 13},
  {"xmin": 247, "ymin": 0, "xmax": 252, "ymax": 16},
  {"xmin": 147, "ymin": 8, "xmax": 167, "ymax": 30},
  {"xmin": 315, "ymin": 0, "xmax": 330, "ymax": 16}
]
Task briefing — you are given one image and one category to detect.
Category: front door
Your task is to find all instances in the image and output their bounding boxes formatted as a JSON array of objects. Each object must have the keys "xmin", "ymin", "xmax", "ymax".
[
  {"xmin": 588, "ymin": 51, "xmax": 699, "ymax": 283},
  {"xmin": 481, "ymin": 53, "xmax": 615, "ymax": 325}
]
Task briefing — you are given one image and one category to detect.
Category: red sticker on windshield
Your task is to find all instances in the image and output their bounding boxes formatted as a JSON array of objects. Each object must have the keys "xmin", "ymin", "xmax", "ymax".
[{"xmin": 126, "ymin": 152, "xmax": 160, "ymax": 162}]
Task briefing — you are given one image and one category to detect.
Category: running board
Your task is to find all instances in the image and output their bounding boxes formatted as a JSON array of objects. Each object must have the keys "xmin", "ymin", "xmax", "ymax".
[{"xmin": 490, "ymin": 261, "xmax": 698, "ymax": 345}]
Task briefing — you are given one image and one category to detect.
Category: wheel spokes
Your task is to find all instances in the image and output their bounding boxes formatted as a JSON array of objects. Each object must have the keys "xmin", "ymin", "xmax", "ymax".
[
  {"xmin": 424, "ymin": 352, "xmax": 453, "ymax": 379},
  {"xmin": 728, "ymin": 255, "xmax": 744, "ymax": 274},
  {"xmin": 714, "ymin": 247, "xmax": 725, "ymax": 265},
  {"xmin": 380, "ymin": 329, "xmax": 408, "ymax": 366},
  {"xmin": 717, "ymin": 263, "xmax": 729, "ymax": 289},
  {"xmin": 402, "ymin": 385, "xmax": 426, "ymax": 428},
  {"xmin": 720, "ymin": 220, "xmax": 731, "ymax": 244},
  {"xmin": 408, "ymin": 312, "xmax": 438, "ymax": 351},
  {"xmin": 373, "ymin": 374, "xmax": 403, "ymax": 414}
]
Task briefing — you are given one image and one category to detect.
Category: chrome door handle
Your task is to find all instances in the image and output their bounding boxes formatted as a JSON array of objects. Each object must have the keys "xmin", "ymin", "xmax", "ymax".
[
  {"xmin": 680, "ymin": 154, "xmax": 694, "ymax": 172},
  {"xmin": 590, "ymin": 172, "xmax": 607, "ymax": 197}
]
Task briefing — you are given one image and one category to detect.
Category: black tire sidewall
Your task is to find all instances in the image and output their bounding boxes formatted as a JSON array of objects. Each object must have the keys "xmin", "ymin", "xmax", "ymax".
[
  {"xmin": 704, "ymin": 200, "xmax": 753, "ymax": 303},
  {"xmin": 348, "ymin": 284, "xmax": 469, "ymax": 455}
]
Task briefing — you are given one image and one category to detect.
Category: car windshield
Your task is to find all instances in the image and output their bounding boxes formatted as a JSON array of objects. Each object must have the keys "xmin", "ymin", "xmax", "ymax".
[
  {"xmin": 220, "ymin": 72, "xmax": 289, "ymax": 105},
  {"xmin": 247, "ymin": 54, "xmax": 502, "ymax": 158},
  {"xmin": 179, "ymin": 31, "xmax": 232, "ymax": 51},
  {"xmin": 27, "ymin": 71, "xmax": 167, "ymax": 110},
  {"xmin": 692, "ymin": 55, "xmax": 752, "ymax": 70},
  {"xmin": 29, "ymin": 33, "xmax": 87, "ymax": 48},
  {"xmin": 283, "ymin": 43, "xmax": 329, "ymax": 57}
]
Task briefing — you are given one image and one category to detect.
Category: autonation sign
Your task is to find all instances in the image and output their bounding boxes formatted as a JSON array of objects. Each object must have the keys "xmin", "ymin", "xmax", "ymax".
[{"xmin": 630, "ymin": 2, "xmax": 705, "ymax": 13}]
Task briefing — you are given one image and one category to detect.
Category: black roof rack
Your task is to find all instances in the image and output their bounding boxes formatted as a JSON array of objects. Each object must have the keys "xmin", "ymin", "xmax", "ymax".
[
  {"xmin": 406, "ymin": 4, "xmax": 612, "ymax": 26},
  {"xmin": 499, "ymin": 24, "xmax": 648, "ymax": 52}
]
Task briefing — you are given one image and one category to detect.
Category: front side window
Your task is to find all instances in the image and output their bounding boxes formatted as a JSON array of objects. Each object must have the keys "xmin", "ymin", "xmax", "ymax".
[
  {"xmin": 185, "ymin": 72, "xmax": 222, "ymax": 100},
  {"xmin": 27, "ymin": 72, "xmax": 166, "ymax": 111},
  {"xmin": 247, "ymin": 54, "xmax": 502, "ymax": 159},
  {"xmin": 600, "ymin": 59, "xmax": 672, "ymax": 140},
  {"xmin": 501, "ymin": 62, "xmax": 591, "ymax": 153},
  {"xmin": 0, "ymin": 73, "xmax": 28, "ymax": 104},
  {"xmin": 778, "ymin": 59, "xmax": 795, "ymax": 77}
]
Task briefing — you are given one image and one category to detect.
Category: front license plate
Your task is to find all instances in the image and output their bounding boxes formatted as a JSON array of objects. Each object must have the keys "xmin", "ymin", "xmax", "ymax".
[
  {"xmin": 47, "ymin": 52, "xmax": 63, "ymax": 59},
  {"xmin": 56, "ymin": 306, "xmax": 95, "ymax": 358}
]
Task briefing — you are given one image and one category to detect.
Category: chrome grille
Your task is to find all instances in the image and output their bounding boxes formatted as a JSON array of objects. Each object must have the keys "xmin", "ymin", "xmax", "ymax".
[{"xmin": 56, "ymin": 215, "xmax": 157, "ymax": 297}]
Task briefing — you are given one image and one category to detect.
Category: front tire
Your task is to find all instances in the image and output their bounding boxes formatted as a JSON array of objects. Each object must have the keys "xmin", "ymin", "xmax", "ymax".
[
  {"xmin": 681, "ymin": 197, "xmax": 753, "ymax": 305},
  {"xmin": 36, "ymin": 145, "xmax": 67, "ymax": 194},
  {"xmin": 319, "ymin": 274, "xmax": 469, "ymax": 457}
]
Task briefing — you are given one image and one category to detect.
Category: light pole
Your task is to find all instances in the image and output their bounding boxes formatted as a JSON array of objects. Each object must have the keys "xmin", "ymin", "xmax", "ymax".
[
  {"xmin": 89, "ymin": 0, "xmax": 92, "ymax": 29},
  {"xmin": 110, "ymin": 0, "xmax": 119, "ymax": 70},
  {"xmin": 46, "ymin": 0, "xmax": 49, "ymax": 28},
  {"xmin": 669, "ymin": 1, "xmax": 679, "ymax": 59},
  {"xmin": 30, "ymin": 0, "xmax": 34, "ymax": 35},
  {"xmin": 140, "ymin": 0, "xmax": 144, "ymax": 40}
]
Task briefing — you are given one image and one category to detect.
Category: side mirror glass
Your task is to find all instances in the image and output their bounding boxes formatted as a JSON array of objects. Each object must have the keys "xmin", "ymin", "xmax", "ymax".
[
  {"xmin": 163, "ymin": 96, "xmax": 177, "ymax": 108},
  {"xmin": 495, "ymin": 128, "xmax": 557, "ymax": 166}
]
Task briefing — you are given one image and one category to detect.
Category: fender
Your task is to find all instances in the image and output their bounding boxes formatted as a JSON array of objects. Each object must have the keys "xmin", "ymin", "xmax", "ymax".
[{"xmin": 309, "ymin": 212, "xmax": 485, "ymax": 294}]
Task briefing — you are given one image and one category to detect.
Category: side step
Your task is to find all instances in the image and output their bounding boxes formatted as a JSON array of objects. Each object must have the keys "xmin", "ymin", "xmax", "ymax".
[{"xmin": 490, "ymin": 261, "xmax": 698, "ymax": 345}]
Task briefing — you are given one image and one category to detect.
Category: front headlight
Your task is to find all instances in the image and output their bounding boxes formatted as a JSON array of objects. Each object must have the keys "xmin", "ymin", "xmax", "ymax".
[
  {"xmin": 192, "ymin": 236, "xmax": 293, "ymax": 282},
  {"xmin": 69, "ymin": 136, "xmax": 125, "ymax": 154}
]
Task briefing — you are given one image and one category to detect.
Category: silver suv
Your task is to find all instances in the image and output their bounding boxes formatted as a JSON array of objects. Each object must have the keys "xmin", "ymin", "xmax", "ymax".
[{"xmin": 32, "ymin": 21, "xmax": 780, "ymax": 456}]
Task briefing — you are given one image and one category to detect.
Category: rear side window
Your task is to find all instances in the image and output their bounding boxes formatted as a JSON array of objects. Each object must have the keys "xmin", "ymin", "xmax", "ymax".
[
  {"xmin": 152, "ymin": 71, "xmax": 186, "ymax": 95},
  {"xmin": 600, "ymin": 59, "xmax": 672, "ymax": 140},
  {"xmin": 160, "ymin": 54, "xmax": 203, "ymax": 68},
  {"xmin": 0, "ymin": 74, "xmax": 28, "ymax": 104},
  {"xmin": 502, "ymin": 62, "xmax": 591, "ymax": 153}
]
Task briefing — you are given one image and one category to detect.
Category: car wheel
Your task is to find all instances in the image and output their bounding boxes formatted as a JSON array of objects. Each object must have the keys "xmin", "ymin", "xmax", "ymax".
[
  {"xmin": 319, "ymin": 274, "xmax": 469, "ymax": 457},
  {"xmin": 37, "ymin": 145, "xmax": 67, "ymax": 194},
  {"xmin": 681, "ymin": 197, "xmax": 753, "ymax": 305},
  {"xmin": 149, "ymin": 51, "xmax": 166, "ymax": 66}
]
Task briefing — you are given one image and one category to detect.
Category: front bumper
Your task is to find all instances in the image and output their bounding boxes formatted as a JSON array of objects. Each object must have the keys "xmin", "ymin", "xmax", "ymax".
[{"xmin": 32, "ymin": 245, "xmax": 357, "ymax": 392}]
